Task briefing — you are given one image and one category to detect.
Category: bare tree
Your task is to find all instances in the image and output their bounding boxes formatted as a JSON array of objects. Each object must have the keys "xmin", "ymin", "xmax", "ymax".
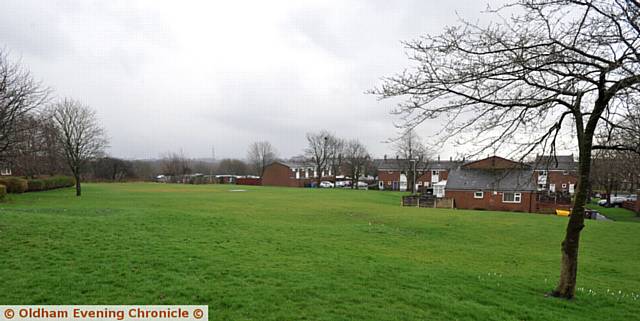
[
  {"xmin": 373, "ymin": 0, "xmax": 640, "ymax": 299},
  {"xmin": 247, "ymin": 141, "xmax": 278, "ymax": 176},
  {"xmin": 328, "ymin": 137, "xmax": 346, "ymax": 179},
  {"xmin": 160, "ymin": 150, "xmax": 192, "ymax": 177},
  {"xmin": 598, "ymin": 103, "xmax": 640, "ymax": 155},
  {"xmin": 305, "ymin": 130, "xmax": 340, "ymax": 185},
  {"xmin": 216, "ymin": 158, "xmax": 248, "ymax": 175},
  {"xmin": 48, "ymin": 99, "xmax": 108, "ymax": 196},
  {"xmin": 392, "ymin": 130, "xmax": 430, "ymax": 193},
  {"xmin": 343, "ymin": 139, "xmax": 370, "ymax": 189},
  {"xmin": 10, "ymin": 114, "xmax": 67, "ymax": 178},
  {"xmin": 0, "ymin": 50, "xmax": 49, "ymax": 161}
]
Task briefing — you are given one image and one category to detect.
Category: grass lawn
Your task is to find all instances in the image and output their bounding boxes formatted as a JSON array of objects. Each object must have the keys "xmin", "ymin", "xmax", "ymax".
[
  {"xmin": 586, "ymin": 199, "xmax": 640, "ymax": 222},
  {"xmin": 1, "ymin": 183, "xmax": 639, "ymax": 321}
]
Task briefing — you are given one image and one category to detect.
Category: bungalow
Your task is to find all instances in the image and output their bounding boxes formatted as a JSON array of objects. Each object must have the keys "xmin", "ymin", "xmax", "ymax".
[
  {"xmin": 445, "ymin": 156, "xmax": 538, "ymax": 213},
  {"xmin": 531, "ymin": 155, "xmax": 578, "ymax": 194}
]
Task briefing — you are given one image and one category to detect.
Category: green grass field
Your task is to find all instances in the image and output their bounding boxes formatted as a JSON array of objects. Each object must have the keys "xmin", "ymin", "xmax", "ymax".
[{"xmin": 1, "ymin": 183, "xmax": 638, "ymax": 320}]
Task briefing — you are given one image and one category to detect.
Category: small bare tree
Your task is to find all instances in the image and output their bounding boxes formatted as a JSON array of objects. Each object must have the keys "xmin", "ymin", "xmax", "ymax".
[
  {"xmin": 305, "ymin": 130, "xmax": 340, "ymax": 185},
  {"xmin": 392, "ymin": 130, "xmax": 431, "ymax": 193},
  {"xmin": 247, "ymin": 141, "xmax": 278, "ymax": 176},
  {"xmin": 343, "ymin": 139, "xmax": 370, "ymax": 189},
  {"xmin": 48, "ymin": 99, "xmax": 108, "ymax": 196},
  {"xmin": 328, "ymin": 137, "xmax": 346, "ymax": 178},
  {"xmin": 0, "ymin": 50, "xmax": 49, "ymax": 161},
  {"xmin": 160, "ymin": 150, "xmax": 192, "ymax": 178},
  {"xmin": 373, "ymin": 0, "xmax": 640, "ymax": 299}
]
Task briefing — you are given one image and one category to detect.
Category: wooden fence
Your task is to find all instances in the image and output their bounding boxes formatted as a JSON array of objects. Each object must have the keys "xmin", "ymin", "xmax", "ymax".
[{"xmin": 401, "ymin": 195, "xmax": 454, "ymax": 208}]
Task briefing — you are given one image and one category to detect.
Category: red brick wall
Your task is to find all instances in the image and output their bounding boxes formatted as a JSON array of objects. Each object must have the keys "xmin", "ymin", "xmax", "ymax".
[
  {"xmin": 262, "ymin": 163, "xmax": 298, "ymax": 187},
  {"xmin": 416, "ymin": 170, "xmax": 449, "ymax": 184},
  {"xmin": 622, "ymin": 199, "xmax": 640, "ymax": 213},
  {"xmin": 378, "ymin": 171, "xmax": 400, "ymax": 188},
  {"xmin": 236, "ymin": 177, "xmax": 261, "ymax": 185},
  {"xmin": 446, "ymin": 190, "xmax": 537, "ymax": 213},
  {"xmin": 548, "ymin": 171, "xmax": 577, "ymax": 192}
]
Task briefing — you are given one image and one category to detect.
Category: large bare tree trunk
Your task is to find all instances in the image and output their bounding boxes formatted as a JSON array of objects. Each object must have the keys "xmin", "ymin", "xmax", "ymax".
[
  {"xmin": 75, "ymin": 174, "xmax": 81, "ymax": 196},
  {"xmin": 552, "ymin": 140, "xmax": 592, "ymax": 299}
]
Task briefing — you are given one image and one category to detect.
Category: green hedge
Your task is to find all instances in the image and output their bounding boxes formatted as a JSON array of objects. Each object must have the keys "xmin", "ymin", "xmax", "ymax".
[
  {"xmin": 0, "ymin": 177, "xmax": 28, "ymax": 193},
  {"xmin": 27, "ymin": 179, "xmax": 46, "ymax": 191},
  {"xmin": 2, "ymin": 176, "xmax": 77, "ymax": 193},
  {"xmin": 44, "ymin": 176, "xmax": 75, "ymax": 189}
]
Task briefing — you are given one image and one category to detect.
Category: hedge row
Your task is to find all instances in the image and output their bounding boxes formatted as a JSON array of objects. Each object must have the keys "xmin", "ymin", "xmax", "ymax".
[
  {"xmin": 0, "ymin": 176, "xmax": 75, "ymax": 194},
  {"xmin": 0, "ymin": 177, "xmax": 29, "ymax": 193},
  {"xmin": 27, "ymin": 176, "xmax": 75, "ymax": 192}
]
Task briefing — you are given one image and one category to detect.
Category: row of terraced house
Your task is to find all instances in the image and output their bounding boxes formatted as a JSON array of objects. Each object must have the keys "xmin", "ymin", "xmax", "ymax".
[{"xmin": 261, "ymin": 154, "xmax": 579, "ymax": 213}]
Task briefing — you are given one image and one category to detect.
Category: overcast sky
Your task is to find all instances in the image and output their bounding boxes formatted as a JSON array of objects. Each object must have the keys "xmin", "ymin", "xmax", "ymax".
[{"xmin": 1, "ymin": 0, "xmax": 501, "ymax": 160}]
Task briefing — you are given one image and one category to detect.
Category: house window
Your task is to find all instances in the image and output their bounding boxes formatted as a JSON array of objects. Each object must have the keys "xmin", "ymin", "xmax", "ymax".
[
  {"xmin": 0, "ymin": 168, "xmax": 10, "ymax": 176},
  {"xmin": 503, "ymin": 192, "xmax": 522, "ymax": 203},
  {"xmin": 474, "ymin": 191, "xmax": 484, "ymax": 199},
  {"xmin": 432, "ymin": 170, "xmax": 439, "ymax": 176},
  {"xmin": 563, "ymin": 170, "xmax": 569, "ymax": 175},
  {"xmin": 538, "ymin": 170, "xmax": 548, "ymax": 176}
]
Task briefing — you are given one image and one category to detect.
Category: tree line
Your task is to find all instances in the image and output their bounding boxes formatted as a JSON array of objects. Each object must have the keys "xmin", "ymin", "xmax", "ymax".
[{"xmin": 0, "ymin": 50, "xmax": 108, "ymax": 196}]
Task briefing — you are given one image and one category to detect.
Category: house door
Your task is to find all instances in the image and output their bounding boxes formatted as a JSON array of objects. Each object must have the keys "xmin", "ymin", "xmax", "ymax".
[
  {"xmin": 569, "ymin": 184, "xmax": 575, "ymax": 194},
  {"xmin": 378, "ymin": 181, "xmax": 384, "ymax": 190},
  {"xmin": 549, "ymin": 184, "xmax": 556, "ymax": 192}
]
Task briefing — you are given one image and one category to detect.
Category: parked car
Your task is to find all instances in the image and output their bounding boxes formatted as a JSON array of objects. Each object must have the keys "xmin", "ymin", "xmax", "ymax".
[
  {"xmin": 356, "ymin": 181, "xmax": 369, "ymax": 189},
  {"xmin": 626, "ymin": 194, "xmax": 637, "ymax": 202},
  {"xmin": 319, "ymin": 181, "xmax": 334, "ymax": 188},
  {"xmin": 335, "ymin": 181, "xmax": 349, "ymax": 188},
  {"xmin": 598, "ymin": 196, "xmax": 627, "ymax": 207}
]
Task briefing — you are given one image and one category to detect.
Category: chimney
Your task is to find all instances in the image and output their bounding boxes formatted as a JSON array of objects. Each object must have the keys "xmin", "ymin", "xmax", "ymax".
[
  {"xmin": 450, "ymin": 156, "xmax": 452, "ymax": 162},
  {"xmin": 437, "ymin": 155, "xmax": 440, "ymax": 162},
  {"xmin": 384, "ymin": 154, "xmax": 387, "ymax": 160},
  {"xmin": 396, "ymin": 155, "xmax": 399, "ymax": 160}
]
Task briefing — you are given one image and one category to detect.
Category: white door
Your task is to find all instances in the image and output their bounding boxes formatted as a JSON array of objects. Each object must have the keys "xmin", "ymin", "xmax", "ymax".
[
  {"xmin": 378, "ymin": 181, "xmax": 384, "ymax": 190},
  {"xmin": 399, "ymin": 174, "xmax": 407, "ymax": 191},
  {"xmin": 549, "ymin": 184, "xmax": 556, "ymax": 192},
  {"xmin": 569, "ymin": 184, "xmax": 575, "ymax": 194}
]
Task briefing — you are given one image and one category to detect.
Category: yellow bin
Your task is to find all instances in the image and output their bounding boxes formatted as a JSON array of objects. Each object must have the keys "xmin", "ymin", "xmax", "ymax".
[{"xmin": 556, "ymin": 209, "xmax": 571, "ymax": 217}]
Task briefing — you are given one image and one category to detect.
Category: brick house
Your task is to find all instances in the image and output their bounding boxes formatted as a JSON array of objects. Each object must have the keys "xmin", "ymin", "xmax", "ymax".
[
  {"xmin": 261, "ymin": 160, "xmax": 336, "ymax": 187},
  {"xmin": 531, "ymin": 155, "xmax": 578, "ymax": 194},
  {"xmin": 445, "ymin": 156, "xmax": 538, "ymax": 212},
  {"xmin": 374, "ymin": 157, "xmax": 461, "ymax": 192}
]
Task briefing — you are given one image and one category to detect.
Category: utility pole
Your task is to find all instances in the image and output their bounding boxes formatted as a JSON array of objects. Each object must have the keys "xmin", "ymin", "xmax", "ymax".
[
  {"xmin": 410, "ymin": 159, "xmax": 417, "ymax": 195},
  {"xmin": 214, "ymin": 145, "xmax": 216, "ymax": 183}
]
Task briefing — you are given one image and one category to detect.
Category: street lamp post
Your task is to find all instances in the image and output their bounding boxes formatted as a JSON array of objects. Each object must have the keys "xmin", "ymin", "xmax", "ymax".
[{"xmin": 410, "ymin": 159, "xmax": 417, "ymax": 195}]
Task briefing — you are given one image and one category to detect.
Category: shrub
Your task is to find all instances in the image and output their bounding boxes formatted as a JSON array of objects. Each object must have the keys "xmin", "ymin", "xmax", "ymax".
[
  {"xmin": 27, "ymin": 179, "xmax": 46, "ymax": 192},
  {"xmin": 0, "ymin": 177, "xmax": 28, "ymax": 193},
  {"xmin": 0, "ymin": 184, "xmax": 6, "ymax": 200},
  {"xmin": 43, "ymin": 176, "xmax": 75, "ymax": 190}
]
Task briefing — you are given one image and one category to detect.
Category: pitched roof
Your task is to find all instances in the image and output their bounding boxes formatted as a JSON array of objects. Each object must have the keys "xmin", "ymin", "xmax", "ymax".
[
  {"xmin": 461, "ymin": 155, "xmax": 530, "ymax": 170},
  {"xmin": 373, "ymin": 159, "xmax": 461, "ymax": 171},
  {"xmin": 446, "ymin": 167, "xmax": 537, "ymax": 191},
  {"xmin": 531, "ymin": 155, "xmax": 577, "ymax": 171},
  {"xmin": 271, "ymin": 160, "xmax": 314, "ymax": 169}
]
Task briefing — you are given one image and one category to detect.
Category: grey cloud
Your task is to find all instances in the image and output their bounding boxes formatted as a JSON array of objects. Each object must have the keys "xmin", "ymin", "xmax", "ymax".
[{"xmin": 1, "ymin": 0, "xmax": 501, "ymax": 160}]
